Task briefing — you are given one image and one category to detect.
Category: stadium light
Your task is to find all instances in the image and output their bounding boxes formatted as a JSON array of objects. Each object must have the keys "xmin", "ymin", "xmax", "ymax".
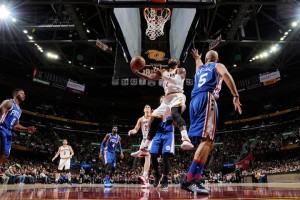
[
  {"xmin": 11, "ymin": 17, "xmax": 16, "ymax": 22},
  {"xmin": 291, "ymin": 21, "xmax": 298, "ymax": 27},
  {"xmin": 23, "ymin": 30, "xmax": 28, "ymax": 34},
  {"xmin": 284, "ymin": 32, "xmax": 288, "ymax": 36},
  {"xmin": 0, "ymin": 5, "xmax": 10, "ymax": 19},
  {"xmin": 90, "ymin": 67, "xmax": 94, "ymax": 70},
  {"xmin": 46, "ymin": 52, "xmax": 59, "ymax": 60},
  {"xmin": 262, "ymin": 52, "xmax": 269, "ymax": 58},
  {"xmin": 271, "ymin": 45, "xmax": 278, "ymax": 52},
  {"xmin": 27, "ymin": 35, "xmax": 33, "ymax": 40}
]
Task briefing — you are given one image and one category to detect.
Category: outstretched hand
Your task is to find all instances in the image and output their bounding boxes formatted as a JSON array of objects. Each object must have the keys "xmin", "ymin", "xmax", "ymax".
[
  {"xmin": 128, "ymin": 129, "xmax": 137, "ymax": 136},
  {"xmin": 233, "ymin": 97, "xmax": 242, "ymax": 114},
  {"xmin": 191, "ymin": 48, "xmax": 201, "ymax": 58}
]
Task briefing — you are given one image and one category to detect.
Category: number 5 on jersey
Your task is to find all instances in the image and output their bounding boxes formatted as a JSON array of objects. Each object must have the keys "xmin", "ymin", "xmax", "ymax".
[{"xmin": 198, "ymin": 73, "xmax": 208, "ymax": 88}]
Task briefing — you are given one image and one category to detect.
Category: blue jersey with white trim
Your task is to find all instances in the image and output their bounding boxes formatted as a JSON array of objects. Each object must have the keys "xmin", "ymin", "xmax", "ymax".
[
  {"xmin": 157, "ymin": 116, "xmax": 174, "ymax": 133},
  {"xmin": 191, "ymin": 62, "xmax": 223, "ymax": 99},
  {"xmin": 0, "ymin": 99, "xmax": 22, "ymax": 130},
  {"xmin": 104, "ymin": 133, "xmax": 120, "ymax": 153}
]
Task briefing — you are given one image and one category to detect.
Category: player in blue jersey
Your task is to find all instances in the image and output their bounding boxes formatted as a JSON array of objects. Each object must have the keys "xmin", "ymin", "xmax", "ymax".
[
  {"xmin": 180, "ymin": 49, "xmax": 242, "ymax": 195},
  {"xmin": 99, "ymin": 125, "xmax": 124, "ymax": 188},
  {"xmin": 0, "ymin": 89, "xmax": 36, "ymax": 165},
  {"xmin": 150, "ymin": 96, "xmax": 175, "ymax": 190}
]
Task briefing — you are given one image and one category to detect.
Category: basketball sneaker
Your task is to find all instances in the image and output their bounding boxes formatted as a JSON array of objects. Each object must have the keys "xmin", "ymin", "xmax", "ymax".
[
  {"xmin": 159, "ymin": 176, "xmax": 168, "ymax": 190},
  {"xmin": 180, "ymin": 181, "xmax": 209, "ymax": 195},
  {"xmin": 180, "ymin": 135, "xmax": 194, "ymax": 150},
  {"xmin": 137, "ymin": 147, "xmax": 149, "ymax": 157},
  {"xmin": 196, "ymin": 182, "xmax": 211, "ymax": 193},
  {"xmin": 138, "ymin": 176, "xmax": 150, "ymax": 187},
  {"xmin": 131, "ymin": 150, "xmax": 141, "ymax": 157}
]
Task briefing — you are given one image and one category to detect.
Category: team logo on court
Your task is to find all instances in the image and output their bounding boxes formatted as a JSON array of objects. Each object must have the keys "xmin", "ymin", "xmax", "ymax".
[
  {"xmin": 146, "ymin": 50, "xmax": 165, "ymax": 61},
  {"xmin": 166, "ymin": 146, "xmax": 171, "ymax": 151}
]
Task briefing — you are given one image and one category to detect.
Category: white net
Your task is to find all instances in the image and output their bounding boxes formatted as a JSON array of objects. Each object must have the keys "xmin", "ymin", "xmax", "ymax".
[{"xmin": 144, "ymin": 8, "xmax": 171, "ymax": 40}]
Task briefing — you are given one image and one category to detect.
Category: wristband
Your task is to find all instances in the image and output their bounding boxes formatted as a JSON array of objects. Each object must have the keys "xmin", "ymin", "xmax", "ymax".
[{"xmin": 233, "ymin": 96, "xmax": 239, "ymax": 98}]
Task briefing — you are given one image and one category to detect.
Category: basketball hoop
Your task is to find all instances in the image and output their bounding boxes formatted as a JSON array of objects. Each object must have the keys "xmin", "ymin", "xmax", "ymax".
[{"xmin": 144, "ymin": 7, "xmax": 171, "ymax": 40}]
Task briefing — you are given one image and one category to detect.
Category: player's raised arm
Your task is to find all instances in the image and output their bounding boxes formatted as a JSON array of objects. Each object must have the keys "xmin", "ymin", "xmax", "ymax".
[
  {"xmin": 128, "ymin": 117, "xmax": 142, "ymax": 136},
  {"xmin": 134, "ymin": 69, "xmax": 162, "ymax": 80},
  {"xmin": 191, "ymin": 48, "xmax": 203, "ymax": 73},
  {"xmin": 52, "ymin": 147, "xmax": 61, "ymax": 161},
  {"xmin": 0, "ymin": 100, "xmax": 13, "ymax": 116},
  {"xmin": 216, "ymin": 63, "xmax": 242, "ymax": 114},
  {"xmin": 117, "ymin": 137, "xmax": 124, "ymax": 159}
]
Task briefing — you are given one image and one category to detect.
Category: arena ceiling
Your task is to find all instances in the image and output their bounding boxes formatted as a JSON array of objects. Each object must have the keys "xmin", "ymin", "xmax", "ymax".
[{"xmin": 0, "ymin": 0, "xmax": 300, "ymax": 99}]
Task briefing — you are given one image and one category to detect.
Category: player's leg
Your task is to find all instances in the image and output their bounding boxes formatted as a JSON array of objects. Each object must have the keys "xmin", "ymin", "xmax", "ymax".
[
  {"xmin": 56, "ymin": 159, "xmax": 65, "ymax": 184},
  {"xmin": 55, "ymin": 170, "xmax": 61, "ymax": 184},
  {"xmin": 143, "ymin": 154, "xmax": 151, "ymax": 179},
  {"xmin": 159, "ymin": 131, "xmax": 175, "ymax": 190},
  {"xmin": 104, "ymin": 152, "xmax": 114, "ymax": 187},
  {"xmin": 65, "ymin": 159, "xmax": 72, "ymax": 184},
  {"xmin": 150, "ymin": 153, "xmax": 160, "ymax": 187},
  {"xmin": 138, "ymin": 141, "xmax": 152, "ymax": 187},
  {"xmin": 149, "ymin": 133, "xmax": 161, "ymax": 187},
  {"xmin": 169, "ymin": 93, "xmax": 194, "ymax": 150},
  {"xmin": 140, "ymin": 103, "xmax": 166, "ymax": 151},
  {"xmin": 0, "ymin": 131, "xmax": 9, "ymax": 165},
  {"xmin": 192, "ymin": 138, "xmax": 213, "ymax": 190},
  {"xmin": 181, "ymin": 93, "xmax": 216, "ymax": 195}
]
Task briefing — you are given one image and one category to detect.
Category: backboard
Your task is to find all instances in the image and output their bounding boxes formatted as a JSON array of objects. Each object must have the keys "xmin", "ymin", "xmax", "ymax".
[{"xmin": 98, "ymin": 0, "xmax": 216, "ymax": 8}]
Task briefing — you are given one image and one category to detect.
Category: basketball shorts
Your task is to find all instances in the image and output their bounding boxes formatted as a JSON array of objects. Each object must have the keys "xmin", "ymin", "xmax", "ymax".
[
  {"xmin": 139, "ymin": 139, "xmax": 152, "ymax": 152},
  {"xmin": 150, "ymin": 131, "xmax": 175, "ymax": 155},
  {"xmin": 152, "ymin": 93, "xmax": 186, "ymax": 118},
  {"xmin": 188, "ymin": 92, "xmax": 218, "ymax": 144},
  {"xmin": 58, "ymin": 158, "xmax": 71, "ymax": 170},
  {"xmin": 104, "ymin": 151, "xmax": 116, "ymax": 168},
  {"xmin": 0, "ymin": 127, "xmax": 12, "ymax": 156}
]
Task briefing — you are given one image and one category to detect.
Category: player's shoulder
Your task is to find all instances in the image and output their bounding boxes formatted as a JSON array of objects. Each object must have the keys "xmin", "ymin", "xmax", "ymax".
[
  {"xmin": 1, "ymin": 99, "xmax": 13, "ymax": 107},
  {"xmin": 215, "ymin": 62, "xmax": 225, "ymax": 67}
]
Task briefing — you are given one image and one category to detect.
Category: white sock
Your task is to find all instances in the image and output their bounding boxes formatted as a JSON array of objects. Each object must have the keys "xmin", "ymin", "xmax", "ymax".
[
  {"xmin": 144, "ymin": 139, "xmax": 151, "ymax": 147},
  {"xmin": 143, "ymin": 171, "xmax": 148, "ymax": 179},
  {"xmin": 181, "ymin": 130, "xmax": 188, "ymax": 138}
]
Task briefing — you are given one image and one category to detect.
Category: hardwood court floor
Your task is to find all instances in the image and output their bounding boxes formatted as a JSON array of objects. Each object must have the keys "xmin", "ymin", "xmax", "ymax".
[{"xmin": 0, "ymin": 183, "xmax": 300, "ymax": 199}]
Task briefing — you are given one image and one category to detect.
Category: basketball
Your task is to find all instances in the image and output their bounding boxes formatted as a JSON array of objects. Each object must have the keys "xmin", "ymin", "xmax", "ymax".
[{"xmin": 130, "ymin": 56, "xmax": 146, "ymax": 71}]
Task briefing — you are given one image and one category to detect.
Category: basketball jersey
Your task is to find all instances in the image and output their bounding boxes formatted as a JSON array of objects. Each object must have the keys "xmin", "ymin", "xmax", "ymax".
[
  {"xmin": 0, "ymin": 99, "xmax": 22, "ymax": 130},
  {"xmin": 157, "ymin": 116, "xmax": 174, "ymax": 133},
  {"xmin": 105, "ymin": 133, "xmax": 120, "ymax": 153},
  {"xmin": 60, "ymin": 146, "xmax": 71, "ymax": 159},
  {"xmin": 141, "ymin": 116, "xmax": 150, "ymax": 139},
  {"xmin": 162, "ymin": 69, "xmax": 184, "ymax": 94},
  {"xmin": 191, "ymin": 62, "xmax": 223, "ymax": 99}
]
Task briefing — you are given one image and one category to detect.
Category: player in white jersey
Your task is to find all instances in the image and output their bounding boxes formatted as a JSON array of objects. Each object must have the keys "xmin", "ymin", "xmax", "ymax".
[
  {"xmin": 134, "ymin": 58, "xmax": 194, "ymax": 152},
  {"xmin": 52, "ymin": 139, "xmax": 74, "ymax": 185},
  {"xmin": 128, "ymin": 104, "xmax": 152, "ymax": 187}
]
